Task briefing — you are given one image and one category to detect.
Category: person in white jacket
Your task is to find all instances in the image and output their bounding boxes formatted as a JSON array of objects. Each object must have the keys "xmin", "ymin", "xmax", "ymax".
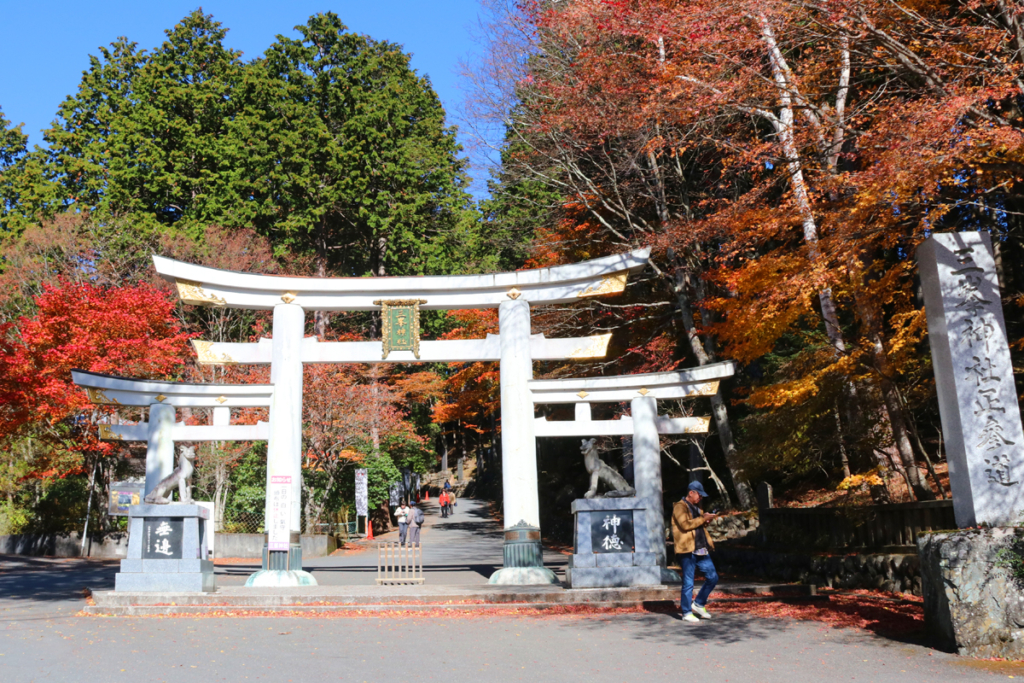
[{"xmin": 395, "ymin": 501, "xmax": 411, "ymax": 545}]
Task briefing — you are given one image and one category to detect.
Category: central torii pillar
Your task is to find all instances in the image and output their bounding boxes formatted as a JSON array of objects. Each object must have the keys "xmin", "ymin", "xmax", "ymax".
[
  {"xmin": 489, "ymin": 298, "xmax": 558, "ymax": 585},
  {"xmin": 248, "ymin": 301, "xmax": 315, "ymax": 586}
]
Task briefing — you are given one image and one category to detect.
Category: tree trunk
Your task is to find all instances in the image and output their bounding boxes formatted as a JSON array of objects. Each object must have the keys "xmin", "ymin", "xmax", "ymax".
[
  {"xmin": 370, "ymin": 376, "xmax": 381, "ymax": 452},
  {"xmin": 80, "ymin": 458, "xmax": 98, "ymax": 557},
  {"xmin": 457, "ymin": 424, "xmax": 467, "ymax": 468},
  {"xmin": 855, "ymin": 277, "xmax": 935, "ymax": 501},
  {"xmin": 440, "ymin": 430, "xmax": 449, "ymax": 473},
  {"xmin": 315, "ymin": 222, "xmax": 330, "ymax": 338},
  {"xmin": 834, "ymin": 404, "xmax": 852, "ymax": 479},
  {"xmin": 760, "ymin": 15, "xmax": 873, "ymax": 477},
  {"xmin": 667, "ymin": 250, "xmax": 753, "ymax": 509}
]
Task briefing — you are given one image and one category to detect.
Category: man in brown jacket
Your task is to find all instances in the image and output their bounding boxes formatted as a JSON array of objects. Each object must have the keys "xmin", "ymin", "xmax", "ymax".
[{"xmin": 671, "ymin": 481, "xmax": 718, "ymax": 623}]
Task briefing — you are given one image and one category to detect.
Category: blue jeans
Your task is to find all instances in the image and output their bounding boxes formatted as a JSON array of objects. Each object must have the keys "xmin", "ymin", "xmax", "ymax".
[
  {"xmin": 678, "ymin": 552, "xmax": 718, "ymax": 614},
  {"xmin": 398, "ymin": 522, "xmax": 408, "ymax": 544}
]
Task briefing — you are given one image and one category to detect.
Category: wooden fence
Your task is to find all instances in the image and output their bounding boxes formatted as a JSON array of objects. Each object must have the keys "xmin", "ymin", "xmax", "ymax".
[
  {"xmin": 758, "ymin": 500, "xmax": 956, "ymax": 551},
  {"xmin": 376, "ymin": 542, "xmax": 424, "ymax": 585}
]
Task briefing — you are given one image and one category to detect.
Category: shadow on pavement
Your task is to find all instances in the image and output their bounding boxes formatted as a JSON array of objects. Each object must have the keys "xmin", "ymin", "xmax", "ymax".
[
  {"xmin": 0, "ymin": 555, "xmax": 117, "ymax": 603},
  {"xmin": 557, "ymin": 608, "xmax": 782, "ymax": 646}
]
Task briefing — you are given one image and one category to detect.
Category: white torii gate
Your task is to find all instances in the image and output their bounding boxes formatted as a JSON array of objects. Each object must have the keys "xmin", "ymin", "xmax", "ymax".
[
  {"xmin": 527, "ymin": 361, "xmax": 736, "ymax": 582},
  {"xmin": 152, "ymin": 249, "xmax": 650, "ymax": 584},
  {"xmin": 71, "ymin": 370, "xmax": 272, "ymax": 496}
]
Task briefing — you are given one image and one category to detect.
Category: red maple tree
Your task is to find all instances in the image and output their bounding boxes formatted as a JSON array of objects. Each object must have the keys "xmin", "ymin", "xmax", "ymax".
[{"xmin": 0, "ymin": 279, "xmax": 191, "ymax": 475}]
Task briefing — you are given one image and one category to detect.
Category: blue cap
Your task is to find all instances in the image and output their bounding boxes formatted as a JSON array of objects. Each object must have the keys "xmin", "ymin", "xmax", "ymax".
[{"xmin": 688, "ymin": 481, "xmax": 709, "ymax": 498}]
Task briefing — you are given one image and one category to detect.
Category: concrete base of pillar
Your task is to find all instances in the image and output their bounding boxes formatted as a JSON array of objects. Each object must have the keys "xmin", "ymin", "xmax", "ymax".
[
  {"xmin": 488, "ymin": 566, "xmax": 560, "ymax": 586},
  {"xmin": 244, "ymin": 569, "xmax": 318, "ymax": 588}
]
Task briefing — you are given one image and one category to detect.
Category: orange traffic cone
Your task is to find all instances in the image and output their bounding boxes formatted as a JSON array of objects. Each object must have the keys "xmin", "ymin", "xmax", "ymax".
[
  {"xmin": 366, "ymin": 519, "xmax": 374, "ymax": 540},
  {"xmin": 425, "ymin": 490, "xmax": 430, "ymax": 501}
]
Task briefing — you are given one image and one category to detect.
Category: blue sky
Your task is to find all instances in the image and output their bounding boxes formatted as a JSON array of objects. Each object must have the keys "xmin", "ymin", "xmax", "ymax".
[{"xmin": 0, "ymin": 0, "xmax": 493, "ymax": 194}]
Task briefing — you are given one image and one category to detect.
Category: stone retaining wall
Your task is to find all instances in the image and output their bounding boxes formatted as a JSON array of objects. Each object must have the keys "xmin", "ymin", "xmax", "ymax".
[
  {"xmin": 706, "ymin": 511, "xmax": 760, "ymax": 542},
  {"xmin": 214, "ymin": 533, "xmax": 337, "ymax": 559},
  {"xmin": 712, "ymin": 544, "xmax": 923, "ymax": 595},
  {"xmin": 0, "ymin": 532, "xmax": 338, "ymax": 560},
  {"xmin": 0, "ymin": 532, "xmax": 129, "ymax": 558},
  {"xmin": 918, "ymin": 527, "xmax": 1024, "ymax": 658},
  {"xmin": 663, "ymin": 512, "xmax": 922, "ymax": 594}
]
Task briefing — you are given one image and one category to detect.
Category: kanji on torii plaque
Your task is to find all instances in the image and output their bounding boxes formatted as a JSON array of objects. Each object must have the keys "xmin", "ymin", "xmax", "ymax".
[{"xmin": 374, "ymin": 299, "xmax": 426, "ymax": 359}]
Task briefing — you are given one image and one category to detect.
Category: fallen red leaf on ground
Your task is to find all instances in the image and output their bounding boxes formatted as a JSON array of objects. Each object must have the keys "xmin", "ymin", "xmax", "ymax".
[{"xmin": 78, "ymin": 588, "xmax": 925, "ymax": 638}]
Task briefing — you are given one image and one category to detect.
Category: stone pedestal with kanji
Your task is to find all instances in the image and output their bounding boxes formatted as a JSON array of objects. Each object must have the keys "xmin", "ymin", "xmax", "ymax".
[
  {"xmin": 567, "ymin": 497, "xmax": 677, "ymax": 588},
  {"xmin": 115, "ymin": 504, "xmax": 214, "ymax": 592}
]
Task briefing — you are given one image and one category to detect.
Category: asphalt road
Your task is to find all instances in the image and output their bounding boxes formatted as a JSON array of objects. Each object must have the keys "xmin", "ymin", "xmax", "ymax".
[
  {"xmin": 0, "ymin": 497, "xmax": 1014, "ymax": 682},
  {"xmin": 0, "ymin": 608, "xmax": 1009, "ymax": 682}
]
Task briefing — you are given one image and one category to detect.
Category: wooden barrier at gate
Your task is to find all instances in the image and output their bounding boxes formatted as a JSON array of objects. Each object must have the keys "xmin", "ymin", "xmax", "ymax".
[{"xmin": 376, "ymin": 542, "xmax": 424, "ymax": 584}]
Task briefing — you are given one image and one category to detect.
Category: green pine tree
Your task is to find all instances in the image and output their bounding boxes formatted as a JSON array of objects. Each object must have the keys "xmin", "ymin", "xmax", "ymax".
[
  {"xmin": 44, "ymin": 11, "xmax": 243, "ymax": 236},
  {"xmin": 226, "ymin": 12, "xmax": 480, "ymax": 277}
]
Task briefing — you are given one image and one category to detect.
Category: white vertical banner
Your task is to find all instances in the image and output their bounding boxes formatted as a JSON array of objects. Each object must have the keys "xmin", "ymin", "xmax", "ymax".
[
  {"xmin": 268, "ymin": 475, "xmax": 292, "ymax": 551},
  {"xmin": 355, "ymin": 469, "xmax": 369, "ymax": 517}
]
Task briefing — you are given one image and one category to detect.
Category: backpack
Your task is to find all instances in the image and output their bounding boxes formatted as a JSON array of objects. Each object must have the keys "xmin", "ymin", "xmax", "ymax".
[{"xmin": 413, "ymin": 507, "xmax": 425, "ymax": 526}]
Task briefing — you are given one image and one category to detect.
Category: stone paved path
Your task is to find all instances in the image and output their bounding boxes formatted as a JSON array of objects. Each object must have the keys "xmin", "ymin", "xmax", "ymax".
[{"xmin": 215, "ymin": 497, "xmax": 568, "ymax": 586}]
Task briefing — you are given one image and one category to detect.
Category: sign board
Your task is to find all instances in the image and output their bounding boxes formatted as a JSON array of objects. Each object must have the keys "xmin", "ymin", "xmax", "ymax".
[
  {"xmin": 591, "ymin": 511, "xmax": 634, "ymax": 554},
  {"xmin": 376, "ymin": 299, "xmax": 425, "ymax": 359},
  {"xmin": 108, "ymin": 482, "xmax": 143, "ymax": 516},
  {"xmin": 389, "ymin": 482, "xmax": 400, "ymax": 507},
  {"xmin": 355, "ymin": 469, "xmax": 369, "ymax": 517},
  {"xmin": 268, "ymin": 475, "xmax": 291, "ymax": 551},
  {"xmin": 142, "ymin": 517, "xmax": 183, "ymax": 559}
]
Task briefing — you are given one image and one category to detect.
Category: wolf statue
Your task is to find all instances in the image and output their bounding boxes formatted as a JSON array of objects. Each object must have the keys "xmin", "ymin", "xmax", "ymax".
[
  {"xmin": 581, "ymin": 438, "xmax": 636, "ymax": 499},
  {"xmin": 143, "ymin": 444, "xmax": 196, "ymax": 504}
]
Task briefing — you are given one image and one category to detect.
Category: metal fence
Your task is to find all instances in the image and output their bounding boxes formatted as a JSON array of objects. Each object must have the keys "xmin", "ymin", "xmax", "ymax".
[
  {"xmin": 220, "ymin": 510, "xmax": 264, "ymax": 534},
  {"xmin": 219, "ymin": 511, "xmax": 356, "ymax": 537},
  {"xmin": 759, "ymin": 500, "xmax": 956, "ymax": 551}
]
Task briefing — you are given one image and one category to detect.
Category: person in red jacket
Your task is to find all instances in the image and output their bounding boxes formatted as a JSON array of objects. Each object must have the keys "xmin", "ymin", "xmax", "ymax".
[{"xmin": 439, "ymin": 490, "xmax": 451, "ymax": 518}]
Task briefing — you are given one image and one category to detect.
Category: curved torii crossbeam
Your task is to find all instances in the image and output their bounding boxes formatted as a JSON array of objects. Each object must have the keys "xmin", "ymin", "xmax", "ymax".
[
  {"xmin": 72, "ymin": 370, "xmax": 272, "ymax": 496},
  {"xmin": 152, "ymin": 249, "xmax": 650, "ymax": 311}
]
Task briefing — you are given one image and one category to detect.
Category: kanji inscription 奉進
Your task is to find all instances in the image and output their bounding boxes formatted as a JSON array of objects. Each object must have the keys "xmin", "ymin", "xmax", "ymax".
[{"xmin": 142, "ymin": 517, "xmax": 183, "ymax": 559}]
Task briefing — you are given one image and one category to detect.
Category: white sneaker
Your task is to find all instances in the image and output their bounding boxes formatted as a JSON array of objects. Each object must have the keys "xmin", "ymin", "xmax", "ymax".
[
  {"xmin": 692, "ymin": 604, "xmax": 711, "ymax": 619},
  {"xmin": 681, "ymin": 612, "xmax": 700, "ymax": 623}
]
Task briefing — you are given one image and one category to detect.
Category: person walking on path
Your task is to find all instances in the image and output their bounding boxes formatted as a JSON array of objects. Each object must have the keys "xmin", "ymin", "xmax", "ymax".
[
  {"xmin": 449, "ymin": 488, "xmax": 456, "ymax": 511},
  {"xmin": 439, "ymin": 491, "xmax": 450, "ymax": 518},
  {"xmin": 395, "ymin": 500, "xmax": 411, "ymax": 545},
  {"xmin": 408, "ymin": 501, "xmax": 425, "ymax": 546},
  {"xmin": 672, "ymin": 481, "xmax": 719, "ymax": 623}
]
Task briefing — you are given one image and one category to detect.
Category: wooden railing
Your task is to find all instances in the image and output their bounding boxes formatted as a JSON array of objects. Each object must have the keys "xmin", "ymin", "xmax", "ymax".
[
  {"xmin": 758, "ymin": 500, "xmax": 955, "ymax": 551},
  {"xmin": 376, "ymin": 542, "xmax": 424, "ymax": 584}
]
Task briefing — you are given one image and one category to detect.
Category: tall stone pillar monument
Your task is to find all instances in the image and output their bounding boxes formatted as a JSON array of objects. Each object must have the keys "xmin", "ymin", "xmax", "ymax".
[{"xmin": 919, "ymin": 231, "xmax": 1024, "ymax": 527}]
